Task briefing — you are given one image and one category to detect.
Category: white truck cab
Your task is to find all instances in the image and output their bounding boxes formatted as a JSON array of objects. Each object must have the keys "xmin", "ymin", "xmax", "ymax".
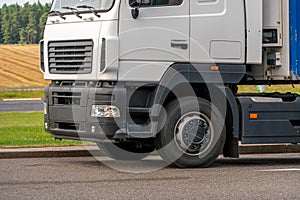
[{"xmin": 41, "ymin": 0, "xmax": 300, "ymax": 167}]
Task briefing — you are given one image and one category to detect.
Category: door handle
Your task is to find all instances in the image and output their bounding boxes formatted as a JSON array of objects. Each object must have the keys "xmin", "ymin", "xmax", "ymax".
[{"xmin": 171, "ymin": 40, "xmax": 188, "ymax": 50}]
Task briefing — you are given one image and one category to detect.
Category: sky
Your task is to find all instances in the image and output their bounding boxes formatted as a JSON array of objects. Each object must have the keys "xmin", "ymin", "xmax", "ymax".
[{"xmin": 0, "ymin": 0, "xmax": 52, "ymax": 7}]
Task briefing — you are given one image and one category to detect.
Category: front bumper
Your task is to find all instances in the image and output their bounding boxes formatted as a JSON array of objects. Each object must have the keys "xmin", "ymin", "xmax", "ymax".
[{"xmin": 44, "ymin": 83, "xmax": 126, "ymax": 142}]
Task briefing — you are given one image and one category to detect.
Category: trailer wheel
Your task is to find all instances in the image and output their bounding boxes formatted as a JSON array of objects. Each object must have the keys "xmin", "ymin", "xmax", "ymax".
[
  {"xmin": 155, "ymin": 97, "xmax": 226, "ymax": 168},
  {"xmin": 96, "ymin": 141, "xmax": 155, "ymax": 160}
]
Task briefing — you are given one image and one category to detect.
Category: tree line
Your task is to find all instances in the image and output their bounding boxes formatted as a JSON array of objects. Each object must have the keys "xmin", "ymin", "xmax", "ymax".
[{"xmin": 0, "ymin": 2, "xmax": 51, "ymax": 44}]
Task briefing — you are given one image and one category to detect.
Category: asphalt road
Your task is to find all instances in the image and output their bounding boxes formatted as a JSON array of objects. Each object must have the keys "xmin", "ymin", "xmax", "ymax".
[
  {"xmin": 0, "ymin": 153, "xmax": 299, "ymax": 199},
  {"xmin": 0, "ymin": 99, "xmax": 43, "ymax": 112}
]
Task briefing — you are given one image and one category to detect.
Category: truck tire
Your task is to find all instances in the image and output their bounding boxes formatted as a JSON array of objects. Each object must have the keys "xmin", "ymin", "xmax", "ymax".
[
  {"xmin": 97, "ymin": 141, "xmax": 155, "ymax": 161},
  {"xmin": 155, "ymin": 97, "xmax": 226, "ymax": 168}
]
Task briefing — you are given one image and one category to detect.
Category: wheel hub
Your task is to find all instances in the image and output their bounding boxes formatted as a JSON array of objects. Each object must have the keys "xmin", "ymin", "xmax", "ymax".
[{"xmin": 176, "ymin": 113, "xmax": 211, "ymax": 155}]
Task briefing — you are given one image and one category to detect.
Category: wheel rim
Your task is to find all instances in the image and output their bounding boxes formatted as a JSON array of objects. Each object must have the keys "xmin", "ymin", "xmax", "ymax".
[{"xmin": 174, "ymin": 112, "xmax": 213, "ymax": 156}]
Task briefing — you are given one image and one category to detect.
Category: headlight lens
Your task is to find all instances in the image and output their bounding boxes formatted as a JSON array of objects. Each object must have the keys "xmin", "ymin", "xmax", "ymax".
[{"xmin": 91, "ymin": 105, "xmax": 120, "ymax": 118}]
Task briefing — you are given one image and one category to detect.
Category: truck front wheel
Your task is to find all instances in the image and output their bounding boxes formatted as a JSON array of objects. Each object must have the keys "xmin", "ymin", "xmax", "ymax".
[{"xmin": 155, "ymin": 97, "xmax": 226, "ymax": 168}]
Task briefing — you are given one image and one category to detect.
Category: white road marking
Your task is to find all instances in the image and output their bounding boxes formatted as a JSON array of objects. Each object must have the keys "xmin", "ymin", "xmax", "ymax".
[{"xmin": 256, "ymin": 168, "xmax": 300, "ymax": 172}]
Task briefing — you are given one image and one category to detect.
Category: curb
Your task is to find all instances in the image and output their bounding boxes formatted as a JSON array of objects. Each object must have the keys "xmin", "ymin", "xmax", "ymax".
[
  {"xmin": 0, "ymin": 144, "xmax": 299, "ymax": 159},
  {"xmin": 0, "ymin": 146, "xmax": 103, "ymax": 159}
]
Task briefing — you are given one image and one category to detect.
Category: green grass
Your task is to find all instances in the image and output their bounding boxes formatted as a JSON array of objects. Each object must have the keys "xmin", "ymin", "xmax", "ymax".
[
  {"xmin": 0, "ymin": 112, "xmax": 82, "ymax": 147},
  {"xmin": 238, "ymin": 84, "xmax": 300, "ymax": 94},
  {"xmin": 0, "ymin": 89, "xmax": 44, "ymax": 99}
]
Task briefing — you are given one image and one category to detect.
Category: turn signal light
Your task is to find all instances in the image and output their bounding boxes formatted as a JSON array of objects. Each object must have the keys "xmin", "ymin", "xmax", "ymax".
[
  {"xmin": 210, "ymin": 65, "xmax": 219, "ymax": 71},
  {"xmin": 249, "ymin": 113, "xmax": 258, "ymax": 119}
]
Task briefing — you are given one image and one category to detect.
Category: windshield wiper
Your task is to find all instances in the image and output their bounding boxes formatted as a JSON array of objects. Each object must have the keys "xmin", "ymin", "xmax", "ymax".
[
  {"xmin": 62, "ymin": 6, "xmax": 82, "ymax": 19},
  {"xmin": 48, "ymin": 10, "xmax": 66, "ymax": 20},
  {"xmin": 77, "ymin": 5, "xmax": 101, "ymax": 18}
]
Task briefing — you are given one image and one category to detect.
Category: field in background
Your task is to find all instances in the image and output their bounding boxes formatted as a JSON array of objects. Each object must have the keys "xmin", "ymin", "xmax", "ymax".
[{"xmin": 0, "ymin": 45, "xmax": 49, "ymax": 88}]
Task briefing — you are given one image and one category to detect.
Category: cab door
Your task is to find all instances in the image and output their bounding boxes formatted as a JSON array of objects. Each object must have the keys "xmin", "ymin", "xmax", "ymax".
[
  {"xmin": 190, "ymin": 0, "xmax": 245, "ymax": 64},
  {"xmin": 119, "ymin": 0, "xmax": 189, "ymax": 62}
]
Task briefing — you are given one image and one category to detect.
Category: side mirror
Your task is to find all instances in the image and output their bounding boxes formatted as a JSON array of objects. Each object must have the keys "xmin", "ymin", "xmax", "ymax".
[
  {"xmin": 130, "ymin": 0, "xmax": 150, "ymax": 19},
  {"xmin": 131, "ymin": 7, "xmax": 139, "ymax": 19}
]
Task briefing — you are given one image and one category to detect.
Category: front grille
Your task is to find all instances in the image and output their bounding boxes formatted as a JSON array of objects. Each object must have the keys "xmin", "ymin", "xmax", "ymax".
[
  {"xmin": 48, "ymin": 40, "xmax": 93, "ymax": 74},
  {"xmin": 52, "ymin": 92, "xmax": 81, "ymax": 105}
]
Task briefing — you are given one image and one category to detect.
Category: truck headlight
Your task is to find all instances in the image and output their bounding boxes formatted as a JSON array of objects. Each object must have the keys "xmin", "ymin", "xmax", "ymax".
[{"xmin": 91, "ymin": 105, "xmax": 120, "ymax": 118}]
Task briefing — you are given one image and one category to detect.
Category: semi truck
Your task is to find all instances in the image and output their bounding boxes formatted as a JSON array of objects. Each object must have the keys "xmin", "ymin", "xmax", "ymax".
[{"xmin": 41, "ymin": 0, "xmax": 300, "ymax": 167}]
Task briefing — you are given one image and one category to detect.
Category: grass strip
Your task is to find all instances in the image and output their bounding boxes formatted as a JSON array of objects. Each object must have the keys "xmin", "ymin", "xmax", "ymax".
[
  {"xmin": 0, "ymin": 89, "xmax": 44, "ymax": 99},
  {"xmin": 238, "ymin": 85, "xmax": 300, "ymax": 94},
  {"xmin": 0, "ymin": 85, "xmax": 299, "ymax": 99},
  {"xmin": 0, "ymin": 112, "xmax": 82, "ymax": 147}
]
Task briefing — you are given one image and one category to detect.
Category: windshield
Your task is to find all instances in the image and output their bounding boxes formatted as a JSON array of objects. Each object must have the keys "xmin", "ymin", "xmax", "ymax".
[{"xmin": 51, "ymin": 0, "xmax": 115, "ymax": 13}]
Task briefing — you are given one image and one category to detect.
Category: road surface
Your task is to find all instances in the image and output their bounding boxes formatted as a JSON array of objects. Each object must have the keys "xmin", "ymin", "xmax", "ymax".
[
  {"xmin": 0, "ymin": 99, "xmax": 43, "ymax": 112},
  {"xmin": 0, "ymin": 153, "xmax": 299, "ymax": 199}
]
